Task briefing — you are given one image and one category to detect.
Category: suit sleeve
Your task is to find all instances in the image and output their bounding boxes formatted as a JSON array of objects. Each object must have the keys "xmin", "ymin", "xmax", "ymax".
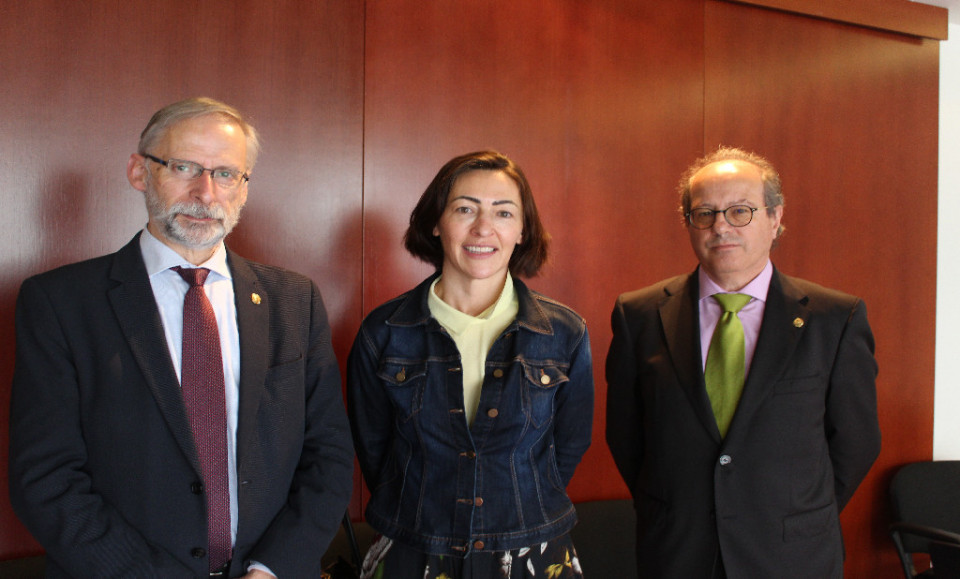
[
  {"xmin": 605, "ymin": 295, "xmax": 643, "ymax": 496},
  {"xmin": 8, "ymin": 277, "xmax": 194, "ymax": 578},
  {"xmin": 245, "ymin": 282, "xmax": 354, "ymax": 576},
  {"xmin": 825, "ymin": 298, "xmax": 881, "ymax": 511}
]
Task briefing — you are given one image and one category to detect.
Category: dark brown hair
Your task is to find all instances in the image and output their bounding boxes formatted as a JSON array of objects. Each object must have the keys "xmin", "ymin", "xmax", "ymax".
[{"xmin": 403, "ymin": 150, "xmax": 550, "ymax": 278}]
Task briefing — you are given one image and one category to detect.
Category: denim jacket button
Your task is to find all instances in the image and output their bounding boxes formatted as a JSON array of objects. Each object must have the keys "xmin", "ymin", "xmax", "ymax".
[
  {"xmin": 474, "ymin": 540, "xmax": 485, "ymax": 550},
  {"xmin": 487, "ymin": 408, "xmax": 499, "ymax": 418},
  {"xmin": 540, "ymin": 374, "xmax": 551, "ymax": 385},
  {"xmin": 395, "ymin": 369, "xmax": 406, "ymax": 381},
  {"xmin": 493, "ymin": 369, "xmax": 504, "ymax": 378},
  {"xmin": 475, "ymin": 497, "xmax": 484, "ymax": 506}
]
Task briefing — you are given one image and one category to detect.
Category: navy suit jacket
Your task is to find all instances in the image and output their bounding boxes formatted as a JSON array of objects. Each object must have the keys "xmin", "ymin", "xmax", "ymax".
[
  {"xmin": 605, "ymin": 268, "xmax": 880, "ymax": 579},
  {"xmin": 9, "ymin": 234, "xmax": 354, "ymax": 578}
]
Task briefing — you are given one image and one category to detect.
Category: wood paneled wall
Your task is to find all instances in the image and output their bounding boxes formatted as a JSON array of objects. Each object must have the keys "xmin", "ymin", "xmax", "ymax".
[{"xmin": 0, "ymin": 1, "xmax": 940, "ymax": 576}]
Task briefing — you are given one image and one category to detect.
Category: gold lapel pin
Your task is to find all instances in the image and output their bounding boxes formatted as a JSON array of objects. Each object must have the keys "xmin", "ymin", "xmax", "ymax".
[
  {"xmin": 251, "ymin": 293, "xmax": 262, "ymax": 305},
  {"xmin": 793, "ymin": 317, "xmax": 804, "ymax": 328}
]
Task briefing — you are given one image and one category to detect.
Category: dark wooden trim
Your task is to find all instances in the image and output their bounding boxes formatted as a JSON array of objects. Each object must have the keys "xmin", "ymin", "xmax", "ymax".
[{"xmin": 720, "ymin": 0, "xmax": 948, "ymax": 39}]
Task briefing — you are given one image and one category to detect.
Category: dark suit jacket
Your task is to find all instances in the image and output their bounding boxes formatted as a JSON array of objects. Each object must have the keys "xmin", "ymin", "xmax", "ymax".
[
  {"xmin": 605, "ymin": 268, "xmax": 880, "ymax": 579},
  {"xmin": 9, "ymin": 234, "xmax": 354, "ymax": 578}
]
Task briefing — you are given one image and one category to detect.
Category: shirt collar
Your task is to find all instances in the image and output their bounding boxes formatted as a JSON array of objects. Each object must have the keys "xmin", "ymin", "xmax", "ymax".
[
  {"xmin": 428, "ymin": 273, "xmax": 517, "ymax": 331},
  {"xmin": 698, "ymin": 260, "xmax": 773, "ymax": 302},
  {"xmin": 139, "ymin": 228, "xmax": 231, "ymax": 281}
]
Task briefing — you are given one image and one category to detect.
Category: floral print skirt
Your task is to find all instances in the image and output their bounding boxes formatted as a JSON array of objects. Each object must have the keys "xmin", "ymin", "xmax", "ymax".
[{"xmin": 359, "ymin": 533, "xmax": 584, "ymax": 579}]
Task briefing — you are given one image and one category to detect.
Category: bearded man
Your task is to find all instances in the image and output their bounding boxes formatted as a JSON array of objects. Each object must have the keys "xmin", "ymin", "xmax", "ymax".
[{"xmin": 9, "ymin": 98, "xmax": 353, "ymax": 578}]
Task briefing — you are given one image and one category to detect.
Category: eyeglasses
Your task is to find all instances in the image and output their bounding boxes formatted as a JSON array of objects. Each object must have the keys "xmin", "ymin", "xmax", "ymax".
[
  {"xmin": 685, "ymin": 205, "xmax": 768, "ymax": 230},
  {"xmin": 144, "ymin": 154, "xmax": 250, "ymax": 188}
]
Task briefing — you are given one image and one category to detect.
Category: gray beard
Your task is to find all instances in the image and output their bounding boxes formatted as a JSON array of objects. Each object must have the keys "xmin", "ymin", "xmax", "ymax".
[{"xmin": 144, "ymin": 183, "xmax": 243, "ymax": 250}]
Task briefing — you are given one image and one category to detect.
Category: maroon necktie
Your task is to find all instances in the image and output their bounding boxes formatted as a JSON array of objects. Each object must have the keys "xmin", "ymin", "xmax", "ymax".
[{"xmin": 174, "ymin": 267, "xmax": 232, "ymax": 571}]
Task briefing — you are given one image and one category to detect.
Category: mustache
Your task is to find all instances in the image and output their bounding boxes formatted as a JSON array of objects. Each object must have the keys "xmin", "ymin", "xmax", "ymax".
[
  {"xmin": 706, "ymin": 235, "xmax": 742, "ymax": 248},
  {"xmin": 169, "ymin": 202, "xmax": 226, "ymax": 221}
]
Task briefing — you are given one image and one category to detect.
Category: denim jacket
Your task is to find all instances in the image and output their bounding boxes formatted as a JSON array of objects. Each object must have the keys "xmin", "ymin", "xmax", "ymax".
[{"xmin": 347, "ymin": 274, "xmax": 593, "ymax": 556}]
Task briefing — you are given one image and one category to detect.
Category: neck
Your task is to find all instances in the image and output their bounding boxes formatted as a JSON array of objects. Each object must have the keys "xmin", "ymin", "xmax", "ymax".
[
  {"xmin": 435, "ymin": 272, "xmax": 507, "ymax": 317},
  {"xmin": 703, "ymin": 265, "xmax": 766, "ymax": 293}
]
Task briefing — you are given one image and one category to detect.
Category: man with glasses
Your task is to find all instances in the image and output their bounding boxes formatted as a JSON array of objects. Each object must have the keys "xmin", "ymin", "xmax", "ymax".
[
  {"xmin": 605, "ymin": 147, "xmax": 880, "ymax": 578},
  {"xmin": 9, "ymin": 98, "xmax": 353, "ymax": 578}
]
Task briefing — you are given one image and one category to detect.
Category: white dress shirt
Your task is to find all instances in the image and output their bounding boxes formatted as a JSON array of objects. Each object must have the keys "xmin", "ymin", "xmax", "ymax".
[{"xmin": 138, "ymin": 229, "xmax": 242, "ymax": 548}]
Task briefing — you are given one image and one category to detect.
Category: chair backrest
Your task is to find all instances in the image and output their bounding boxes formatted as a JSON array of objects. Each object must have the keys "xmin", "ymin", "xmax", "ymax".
[
  {"xmin": 570, "ymin": 499, "xmax": 637, "ymax": 578},
  {"xmin": 890, "ymin": 461, "xmax": 960, "ymax": 554}
]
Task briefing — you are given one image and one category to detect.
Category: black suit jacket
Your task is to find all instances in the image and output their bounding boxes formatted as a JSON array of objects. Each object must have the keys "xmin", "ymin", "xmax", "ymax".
[
  {"xmin": 605, "ymin": 268, "xmax": 880, "ymax": 579},
  {"xmin": 9, "ymin": 234, "xmax": 354, "ymax": 578}
]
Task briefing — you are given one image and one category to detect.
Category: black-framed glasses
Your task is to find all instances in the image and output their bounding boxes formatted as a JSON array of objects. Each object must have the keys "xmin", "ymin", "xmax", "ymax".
[
  {"xmin": 144, "ymin": 154, "xmax": 250, "ymax": 189},
  {"xmin": 685, "ymin": 205, "xmax": 768, "ymax": 229}
]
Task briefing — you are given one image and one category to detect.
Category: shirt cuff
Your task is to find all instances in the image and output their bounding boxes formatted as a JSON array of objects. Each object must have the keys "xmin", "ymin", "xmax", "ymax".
[{"xmin": 247, "ymin": 561, "xmax": 277, "ymax": 577}]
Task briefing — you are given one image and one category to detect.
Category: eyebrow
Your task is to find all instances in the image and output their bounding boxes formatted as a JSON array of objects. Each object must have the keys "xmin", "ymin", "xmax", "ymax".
[
  {"xmin": 450, "ymin": 195, "xmax": 519, "ymax": 207},
  {"xmin": 693, "ymin": 199, "xmax": 754, "ymax": 209}
]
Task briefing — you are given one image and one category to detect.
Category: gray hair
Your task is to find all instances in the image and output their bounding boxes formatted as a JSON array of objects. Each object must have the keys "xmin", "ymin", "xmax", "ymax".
[
  {"xmin": 677, "ymin": 146, "xmax": 784, "ymax": 238},
  {"xmin": 138, "ymin": 97, "xmax": 261, "ymax": 170}
]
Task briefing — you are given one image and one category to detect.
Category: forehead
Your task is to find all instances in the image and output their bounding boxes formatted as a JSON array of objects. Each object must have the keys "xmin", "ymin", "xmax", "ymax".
[
  {"xmin": 158, "ymin": 115, "xmax": 247, "ymax": 162},
  {"xmin": 448, "ymin": 169, "xmax": 520, "ymax": 201},
  {"xmin": 690, "ymin": 160, "xmax": 764, "ymax": 203}
]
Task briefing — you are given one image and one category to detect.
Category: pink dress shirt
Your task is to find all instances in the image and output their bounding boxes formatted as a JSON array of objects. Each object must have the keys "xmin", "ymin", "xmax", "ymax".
[{"xmin": 698, "ymin": 261, "xmax": 774, "ymax": 377}]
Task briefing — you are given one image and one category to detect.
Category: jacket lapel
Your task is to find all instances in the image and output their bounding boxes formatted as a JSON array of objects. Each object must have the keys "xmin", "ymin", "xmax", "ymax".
[
  {"xmin": 108, "ymin": 234, "xmax": 201, "ymax": 474},
  {"xmin": 228, "ymin": 251, "xmax": 269, "ymax": 465},
  {"xmin": 660, "ymin": 273, "xmax": 722, "ymax": 441},
  {"xmin": 729, "ymin": 270, "xmax": 809, "ymax": 437}
]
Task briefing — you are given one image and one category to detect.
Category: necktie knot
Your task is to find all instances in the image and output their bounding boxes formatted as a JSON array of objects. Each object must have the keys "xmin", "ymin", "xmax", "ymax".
[
  {"xmin": 174, "ymin": 266, "xmax": 210, "ymax": 287},
  {"xmin": 713, "ymin": 292, "xmax": 751, "ymax": 314}
]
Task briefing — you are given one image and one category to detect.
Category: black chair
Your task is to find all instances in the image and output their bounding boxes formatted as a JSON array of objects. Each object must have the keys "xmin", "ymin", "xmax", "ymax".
[
  {"xmin": 571, "ymin": 498, "xmax": 637, "ymax": 578},
  {"xmin": 889, "ymin": 461, "xmax": 960, "ymax": 578},
  {"xmin": 0, "ymin": 555, "xmax": 45, "ymax": 578},
  {"xmin": 322, "ymin": 511, "xmax": 376, "ymax": 578},
  {"xmin": 931, "ymin": 541, "xmax": 960, "ymax": 579}
]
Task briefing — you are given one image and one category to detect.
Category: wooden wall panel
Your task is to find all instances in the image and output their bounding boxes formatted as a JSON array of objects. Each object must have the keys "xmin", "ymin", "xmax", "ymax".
[
  {"xmin": 724, "ymin": 0, "xmax": 948, "ymax": 39},
  {"xmin": 704, "ymin": 1, "xmax": 939, "ymax": 576},
  {"xmin": 0, "ymin": 0, "xmax": 364, "ymax": 558},
  {"xmin": 0, "ymin": 0, "xmax": 942, "ymax": 575},
  {"xmin": 362, "ymin": 0, "xmax": 705, "ymax": 505}
]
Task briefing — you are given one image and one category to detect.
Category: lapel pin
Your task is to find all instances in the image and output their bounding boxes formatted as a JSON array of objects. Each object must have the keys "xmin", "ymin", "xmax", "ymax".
[
  {"xmin": 251, "ymin": 293, "xmax": 262, "ymax": 305},
  {"xmin": 793, "ymin": 317, "xmax": 804, "ymax": 328}
]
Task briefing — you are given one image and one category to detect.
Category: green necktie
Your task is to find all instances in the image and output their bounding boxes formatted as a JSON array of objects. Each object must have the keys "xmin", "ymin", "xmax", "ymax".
[{"xmin": 704, "ymin": 293, "xmax": 752, "ymax": 438}]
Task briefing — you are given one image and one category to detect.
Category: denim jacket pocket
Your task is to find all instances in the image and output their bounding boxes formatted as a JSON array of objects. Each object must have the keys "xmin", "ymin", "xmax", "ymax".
[
  {"xmin": 377, "ymin": 360, "xmax": 427, "ymax": 422},
  {"xmin": 520, "ymin": 361, "xmax": 570, "ymax": 428}
]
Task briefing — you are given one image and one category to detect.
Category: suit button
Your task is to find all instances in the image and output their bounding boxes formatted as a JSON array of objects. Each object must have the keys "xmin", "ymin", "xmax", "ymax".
[
  {"xmin": 474, "ymin": 540, "xmax": 485, "ymax": 550},
  {"xmin": 191, "ymin": 481, "xmax": 203, "ymax": 494},
  {"xmin": 191, "ymin": 547, "xmax": 206, "ymax": 559},
  {"xmin": 719, "ymin": 454, "xmax": 732, "ymax": 466}
]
